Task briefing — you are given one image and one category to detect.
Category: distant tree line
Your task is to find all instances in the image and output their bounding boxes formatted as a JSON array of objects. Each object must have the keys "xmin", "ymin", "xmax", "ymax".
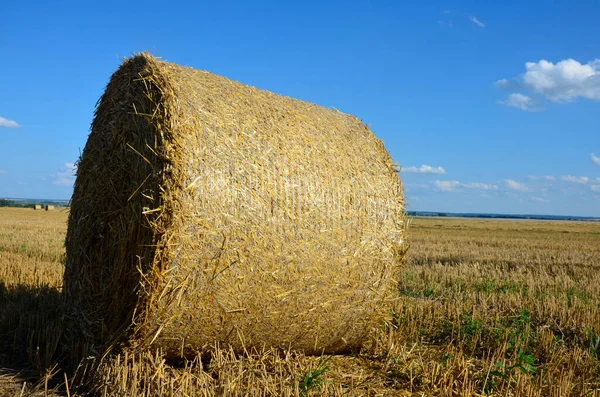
[{"xmin": 0, "ymin": 199, "xmax": 31, "ymax": 208}]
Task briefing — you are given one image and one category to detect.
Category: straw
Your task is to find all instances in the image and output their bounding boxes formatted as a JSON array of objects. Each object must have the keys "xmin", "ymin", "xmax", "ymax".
[{"xmin": 63, "ymin": 53, "xmax": 406, "ymax": 363}]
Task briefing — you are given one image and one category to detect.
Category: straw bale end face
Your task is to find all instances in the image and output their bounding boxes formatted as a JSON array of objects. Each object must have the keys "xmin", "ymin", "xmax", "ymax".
[{"xmin": 63, "ymin": 53, "xmax": 406, "ymax": 363}]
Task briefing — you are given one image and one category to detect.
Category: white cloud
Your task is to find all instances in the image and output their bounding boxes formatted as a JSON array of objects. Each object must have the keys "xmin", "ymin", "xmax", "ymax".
[
  {"xmin": 462, "ymin": 182, "xmax": 499, "ymax": 191},
  {"xmin": 403, "ymin": 164, "xmax": 447, "ymax": 174},
  {"xmin": 591, "ymin": 185, "xmax": 600, "ymax": 193},
  {"xmin": 52, "ymin": 162, "xmax": 77, "ymax": 186},
  {"xmin": 592, "ymin": 153, "xmax": 600, "ymax": 166},
  {"xmin": 0, "ymin": 169, "xmax": 6, "ymax": 174},
  {"xmin": 0, "ymin": 116, "xmax": 19, "ymax": 128},
  {"xmin": 494, "ymin": 79, "xmax": 510, "ymax": 88},
  {"xmin": 496, "ymin": 59, "xmax": 600, "ymax": 106},
  {"xmin": 505, "ymin": 179, "xmax": 528, "ymax": 192},
  {"xmin": 434, "ymin": 180, "xmax": 460, "ymax": 192},
  {"xmin": 432, "ymin": 180, "xmax": 499, "ymax": 192},
  {"xmin": 560, "ymin": 175, "xmax": 589, "ymax": 184},
  {"xmin": 499, "ymin": 93, "xmax": 538, "ymax": 111},
  {"xmin": 469, "ymin": 16, "xmax": 485, "ymax": 28},
  {"xmin": 523, "ymin": 59, "xmax": 600, "ymax": 101},
  {"xmin": 528, "ymin": 175, "xmax": 556, "ymax": 181}
]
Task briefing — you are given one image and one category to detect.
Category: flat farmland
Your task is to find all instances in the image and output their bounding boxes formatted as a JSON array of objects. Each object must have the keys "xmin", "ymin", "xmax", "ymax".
[{"xmin": 1, "ymin": 207, "xmax": 599, "ymax": 396}]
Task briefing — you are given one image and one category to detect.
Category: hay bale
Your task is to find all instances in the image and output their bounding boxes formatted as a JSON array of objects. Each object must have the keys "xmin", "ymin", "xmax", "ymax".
[
  {"xmin": 33, "ymin": 204, "xmax": 42, "ymax": 210},
  {"xmin": 63, "ymin": 53, "xmax": 406, "ymax": 362},
  {"xmin": 45, "ymin": 205, "xmax": 55, "ymax": 211}
]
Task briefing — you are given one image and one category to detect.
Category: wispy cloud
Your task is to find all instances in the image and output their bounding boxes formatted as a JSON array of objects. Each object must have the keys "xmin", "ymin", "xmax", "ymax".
[
  {"xmin": 440, "ymin": 10, "xmax": 485, "ymax": 29},
  {"xmin": 494, "ymin": 79, "xmax": 510, "ymax": 89},
  {"xmin": 505, "ymin": 179, "xmax": 529, "ymax": 192},
  {"xmin": 434, "ymin": 180, "xmax": 460, "ymax": 192},
  {"xmin": 591, "ymin": 185, "xmax": 600, "ymax": 193},
  {"xmin": 403, "ymin": 164, "xmax": 447, "ymax": 174},
  {"xmin": 469, "ymin": 16, "xmax": 485, "ymax": 28},
  {"xmin": 560, "ymin": 175, "xmax": 589, "ymax": 184},
  {"xmin": 438, "ymin": 10, "xmax": 453, "ymax": 28},
  {"xmin": 52, "ymin": 162, "xmax": 77, "ymax": 186},
  {"xmin": 433, "ymin": 180, "xmax": 497, "ymax": 192},
  {"xmin": 495, "ymin": 59, "xmax": 600, "ymax": 110},
  {"xmin": 0, "ymin": 116, "xmax": 19, "ymax": 128},
  {"xmin": 530, "ymin": 196, "xmax": 548, "ymax": 203},
  {"xmin": 528, "ymin": 175, "xmax": 556, "ymax": 181},
  {"xmin": 498, "ymin": 93, "xmax": 538, "ymax": 111},
  {"xmin": 462, "ymin": 182, "xmax": 499, "ymax": 191},
  {"xmin": 0, "ymin": 169, "xmax": 6, "ymax": 174},
  {"xmin": 592, "ymin": 153, "xmax": 600, "ymax": 166}
]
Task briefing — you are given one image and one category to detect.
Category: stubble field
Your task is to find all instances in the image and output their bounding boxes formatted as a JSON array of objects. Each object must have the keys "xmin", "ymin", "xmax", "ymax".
[{"xmin": 1, "ymin": 207, "xmax": 599, "ymax": 396}]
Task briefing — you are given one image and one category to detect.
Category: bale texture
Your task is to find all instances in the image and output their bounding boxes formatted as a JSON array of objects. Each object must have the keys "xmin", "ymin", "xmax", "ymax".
[
  {"xmin": 34, "ymin": 204, "xmax": 42, "ymax": 210},
  {"xmin": 45, "ymin": 205, "xmax": 55, "ymax": 211},
  {"xmin": 64, "ymin": 53, "xmax": 406, "ymax": 361}
]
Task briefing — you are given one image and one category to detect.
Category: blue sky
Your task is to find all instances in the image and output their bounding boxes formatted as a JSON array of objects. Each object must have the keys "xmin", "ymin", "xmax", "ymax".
[{"xmin": 1, "ymin": 0, "xmax": 599, "ymax": 216}]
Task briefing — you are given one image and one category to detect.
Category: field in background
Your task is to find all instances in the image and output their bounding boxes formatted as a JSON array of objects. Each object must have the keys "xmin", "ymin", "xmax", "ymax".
[{"xmin": 0, "ymin": 207, "xmax": 599, "ymax": 396}]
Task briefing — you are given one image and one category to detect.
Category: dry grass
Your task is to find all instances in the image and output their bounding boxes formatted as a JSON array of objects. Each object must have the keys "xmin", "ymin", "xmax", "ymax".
[{"xmin": 1, "ymin": 208, "xmax": 599, "ymax": 395}]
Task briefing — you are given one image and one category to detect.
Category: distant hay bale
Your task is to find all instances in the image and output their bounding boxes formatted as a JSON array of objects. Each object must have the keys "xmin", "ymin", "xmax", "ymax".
[
  {"xmin": 34, "ymin": 204, "xmax": 42, "ymax": 210},
  {"xmin": 63, "ymin": 53, "xmax": 406, "ymax": 362},
  {"xmin": 45, "ymin": 205, "xmax": 55, "ymax": 211}
]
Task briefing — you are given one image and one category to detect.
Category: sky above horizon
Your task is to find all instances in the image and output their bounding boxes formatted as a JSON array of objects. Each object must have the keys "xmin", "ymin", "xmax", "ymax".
[{"xmin": 1, "ymin": 1, "xmax": 599, "ymax": 217}]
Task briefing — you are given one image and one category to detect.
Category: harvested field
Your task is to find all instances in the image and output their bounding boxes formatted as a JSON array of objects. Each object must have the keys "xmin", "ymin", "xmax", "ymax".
[{"xmin": 1, "ymin": 207, "xmax": 599, "ymax": 396}]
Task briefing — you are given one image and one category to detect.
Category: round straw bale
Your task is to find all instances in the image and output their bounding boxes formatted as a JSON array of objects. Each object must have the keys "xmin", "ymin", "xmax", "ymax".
[
  {"xmin": 45, "ymin": 205, "xmax": 55, "ymax": 211},
  {"xmin": 63, "ymin": 53, "xmax": 406, "ymax": 361},
  {"xmin": 34, "ymin": 204, "xmax": 42, "ymax": 210}
]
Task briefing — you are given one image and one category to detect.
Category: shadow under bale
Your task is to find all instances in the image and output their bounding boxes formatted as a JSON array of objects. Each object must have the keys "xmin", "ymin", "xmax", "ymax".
[{"xmin": 0, "ymin": 281, "xmax": 64, "ymax": 380}]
